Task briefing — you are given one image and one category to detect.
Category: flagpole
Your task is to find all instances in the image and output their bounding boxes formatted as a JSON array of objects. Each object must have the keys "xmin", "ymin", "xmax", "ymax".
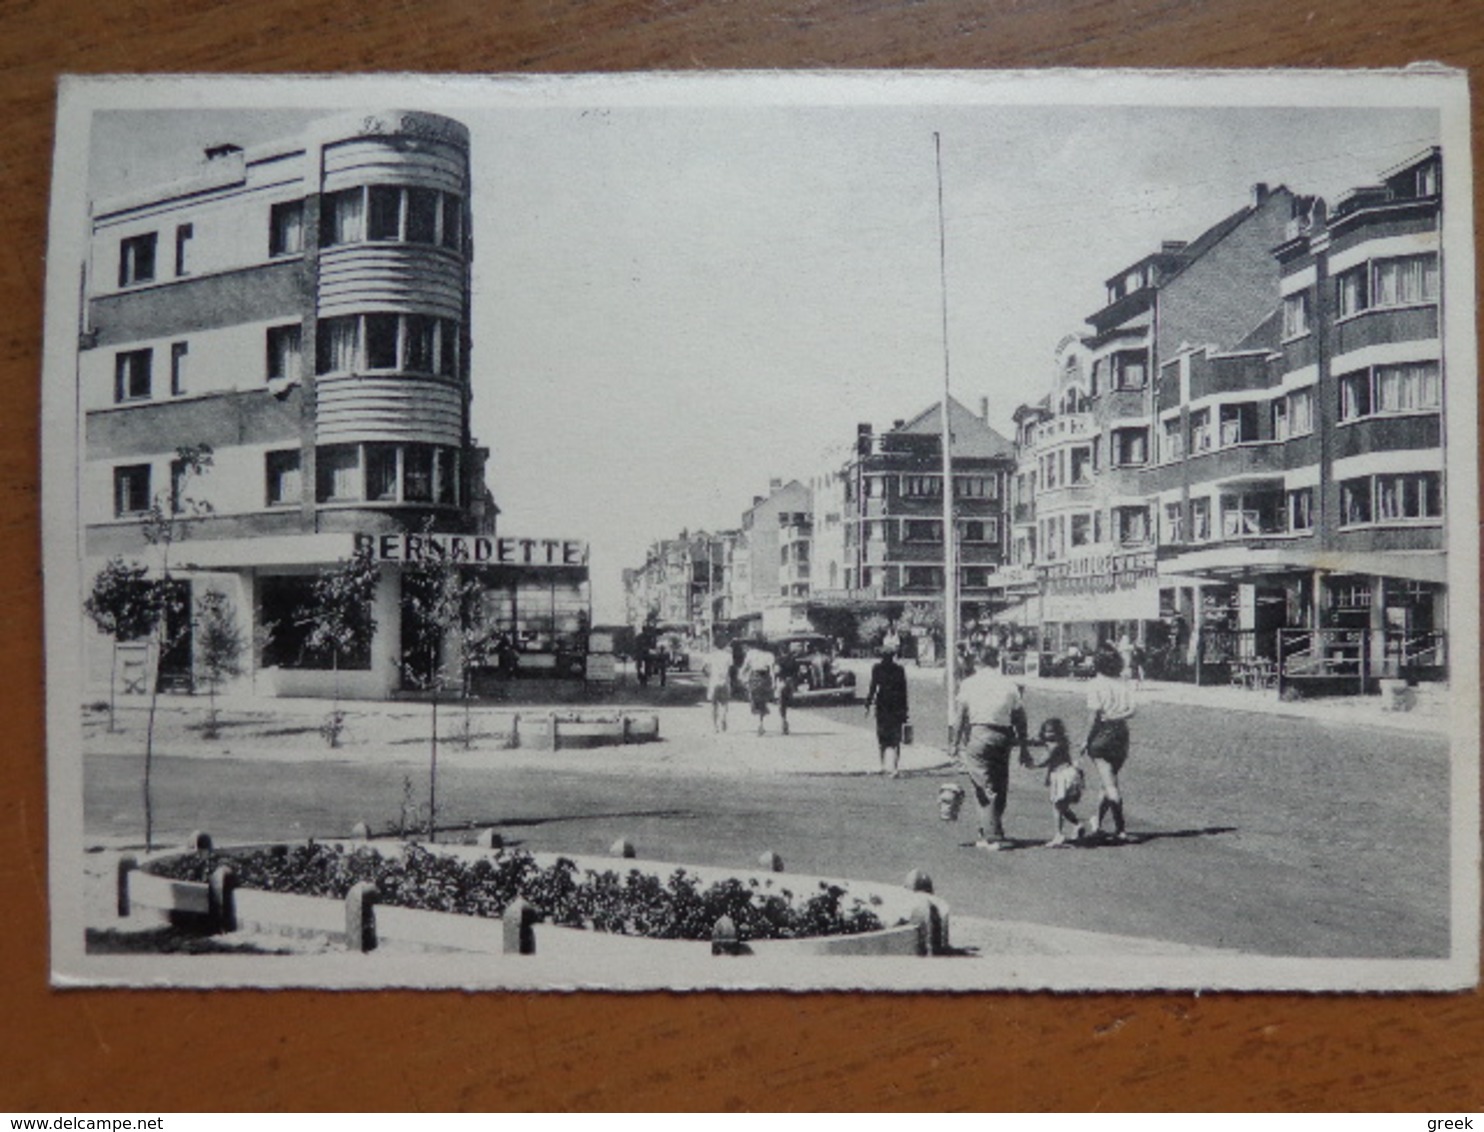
[{"xmin": 934, "ymin": 131, "xmax": 959, "ymax": 747}]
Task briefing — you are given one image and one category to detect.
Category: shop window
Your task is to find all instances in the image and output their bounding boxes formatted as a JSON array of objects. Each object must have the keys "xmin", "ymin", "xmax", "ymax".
[
  {"xmin": 260, "ymin": 575, "xmax": 371, "ymax": 670},
  {"xmin": 118, "ymin": 232, "xmax": 157, "ymax": 287},
  {"xmin": 315, "ymin": 444, "xmax": 361, "ymax": 502},
  {"xmin": 266, "ymin": 324, "xmax": 302, "ymax": 381},
  {"xmin": 265, "ymin": 450, "xmax": 301, "ymax": 507},
  {"xmin": 269, "ymin": 200, "xmax": 304, "ymax": 257},
  {"xmin": 113, "ymin": 464, "xmax": 151, "ymax": 517},
  {"xmin": 170, "ymin": 342, "xmax": 188, "ymax": 396},
  {"xmin": 114, "ymin": 348, "xmax": 152, "ymax": 403},
  {"xmin": 1282, "ymin": 291, "xmax": 1310, "ymax": 338}
]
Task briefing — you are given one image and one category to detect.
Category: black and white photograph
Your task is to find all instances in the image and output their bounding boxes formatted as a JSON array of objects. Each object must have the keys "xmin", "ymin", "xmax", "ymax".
[{"xmin": 41, "ymin": 70, "xmax": 1478, "ymax": 991}]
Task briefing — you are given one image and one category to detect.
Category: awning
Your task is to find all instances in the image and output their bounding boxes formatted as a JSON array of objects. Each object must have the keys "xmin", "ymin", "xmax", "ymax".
[{"xmin": 1158, "ymin": 545, "xmax": 1447, "ymax": 587}]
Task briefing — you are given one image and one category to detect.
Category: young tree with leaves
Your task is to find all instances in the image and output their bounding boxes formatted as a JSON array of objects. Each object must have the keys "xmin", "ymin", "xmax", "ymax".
[
  {"xmin": 195, "ymin": 587, "xmax": 245, "ymax": 739},
  {"xmin": 298, "ymin": 546, "xmax": 380, "ymax": 747},
  {"xmin": 83, "ymin": 557, "xmax": 163, "ymax": 732}
]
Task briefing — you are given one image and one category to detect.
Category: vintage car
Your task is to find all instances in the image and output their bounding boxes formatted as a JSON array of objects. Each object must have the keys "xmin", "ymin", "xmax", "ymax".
[{"xmin": 769, "ymin": 633, "xmax": 858, "ymax": 696}]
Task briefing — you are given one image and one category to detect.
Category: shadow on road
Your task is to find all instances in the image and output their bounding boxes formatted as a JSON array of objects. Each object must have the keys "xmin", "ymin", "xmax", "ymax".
[{"xmin": 953, "ymin": 826, "xmax": 1237, "ymax": 852}]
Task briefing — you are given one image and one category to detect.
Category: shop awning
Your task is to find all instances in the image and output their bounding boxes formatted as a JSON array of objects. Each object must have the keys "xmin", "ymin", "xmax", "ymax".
[{"xmin": 1158, "ymin": 545, "xmax": 1447, "ymax": 587}]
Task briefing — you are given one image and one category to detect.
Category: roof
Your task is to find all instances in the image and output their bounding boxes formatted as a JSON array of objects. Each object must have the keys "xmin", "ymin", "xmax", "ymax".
[{"xmin": 890, "ymin": 396, "xmax": 1015, "ymax": 461}]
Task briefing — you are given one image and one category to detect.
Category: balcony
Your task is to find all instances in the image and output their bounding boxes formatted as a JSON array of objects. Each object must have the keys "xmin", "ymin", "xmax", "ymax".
[{"xmin": 1030, "ymin": 413, "xmax": 1096, "ymax": 450}]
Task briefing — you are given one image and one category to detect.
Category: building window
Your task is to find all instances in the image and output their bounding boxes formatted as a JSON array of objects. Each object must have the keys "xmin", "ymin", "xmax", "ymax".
[
  {"xmin": 314, "ymin": 313, "xmax": 459, "ymax": 376},
  {"xmin": 321, "ymin": 185, "xmax": 464, "ymax": 248},
  {"xmin": 266, "ymin": 324, "xmax": 302, "ymax": 382},
  {"xmin": 403, "ymin": 444, "xmax": 435, "ymax": 502},
  {"xmin": 1339, "ymin": 362, "xmax": 1440, "ymax": 421},
  {"xmin": 1337, "ymin": 265, "xmax": 1368, "ymax": 317},
  {"xmin": 316, "ymin": 444, "xmax": 362, "ymax": 502},
  {"xmin": 1375, "ymin": 472, "xmax": 1443, "ymax": 522},
  {"xmin": 1069, "ymin": 446, "xmax": 1093, "ymax": 483},
  {"xmin": 963, "ymin": 568, "xmax": 989, "ymax": 589},
  {"xmin": 900, "ymin": 475, "xmax": 942, "ymax": 498},
  {"xmin": 1340, "ymin": 478, "xmax": 1373, "ymax": 526},
  {"xmin": 1372, "ymin": 254, "xmax": 1439, "ymax": 307},
  {"xmin": 1189, "ymin": 409, "xmax": 1213, "ymax": 454},
  {"xmin": 1282, "ymin": 291, "xmax": 1310, "ymax": 339},
  {"xmin": 903, "ymin": 519, "xmax": 942, "ymax": 542},
  {"xmin": 960, "ymin": 520, "xmax": 988, "ymax": 543},
  {"xmin": 1113, "ymin": 505, "xmax": 1149, "ymax": 547},
  {"xmin": 904, "ymin": 566, "xmax": 942, "ymax": 589},
  {"xmin": 114, "ymin": 348, "xmax": 152, "ymax": 402},
  {"xmin": 1274, "ymin": 388, "xmax": 1314, "ymax": 439},
  {"xmin": 269, "ymin": 201, "xmax": 305, "ymax": 256},
  {"xmin": 118, "ymin": 232, "xmax": 157, "ymax": 287},
  {"xmin": 953, "ymin": 476, "xmax": 991, "ymax": 498},
  {"xmin": 1070, "ymin": 513, "xmax": 1093, "ymax": 547},
  {"xmin": 113, "ymin": 464, "xmax": 151, "ymax": 517},
  {"xmin": 1111, "ymin": 427, "xmax": 1148, "ymax": 467},
  {"xmin": 1113, "ymin": 351, "xmax": 1147, "ymax": 391},
  {"xmin": 1041, "ymin": 453, "xmax": 1058, "ymax": 489},
  {"xmin": 1288, "ymin": 488, "xmax": 1314, "ymax": 532},
  {"xmin": 170, "ymin": 342, "xmax": 188, "ymax": 396},
  {"xmin": 265, "ymin": 450, "xmax": 301, "ymax": 506},
  {"xmin": 173, "ymin": 224, "xmax": 194, "ymax": 276},
  {"xmin": 365, "ymin": 443, "xmax": 400, "ymax": 501},
  {"xmin": 260, "ymin": 575, "xmax": 371, "ymax": 670},
  {"xmin": 1218, "ymin": 402, "xmax": 1260, "ymax": 447},
  {"xmin": 1163, "ymin": 502, "xmax": 1183, "ymax": 543},
  {"xmin": 1190, "ymin": 497, "xmax": 1211, "ymax": 541},
  {"xmin": 1162, "ymin": 417, "xmax": 1184, "ymax": 461}
]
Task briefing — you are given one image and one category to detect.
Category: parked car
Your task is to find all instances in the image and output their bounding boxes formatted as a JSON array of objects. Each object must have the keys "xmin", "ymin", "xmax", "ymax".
[{"xmin": 770, "ymin": 633, "xmax": 857, "ymax": 696}]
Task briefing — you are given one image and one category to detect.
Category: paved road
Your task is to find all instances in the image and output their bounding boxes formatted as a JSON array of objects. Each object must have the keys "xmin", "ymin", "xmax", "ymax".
[{"xmin": 83, "ymin": 678, "xmax": 1451, "ymax": 958}]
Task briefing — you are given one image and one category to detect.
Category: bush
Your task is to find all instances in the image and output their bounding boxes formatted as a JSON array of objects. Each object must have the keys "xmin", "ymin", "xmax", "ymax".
[{"xmin": 149, "ymin": 843, "xmax": 884, "ymax": 941}]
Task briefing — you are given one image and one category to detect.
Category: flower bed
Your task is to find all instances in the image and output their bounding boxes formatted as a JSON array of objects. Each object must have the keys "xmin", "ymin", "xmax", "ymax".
[{"xmin": 147, "ymin": 842, "xmax": 883, "ymax": 942}]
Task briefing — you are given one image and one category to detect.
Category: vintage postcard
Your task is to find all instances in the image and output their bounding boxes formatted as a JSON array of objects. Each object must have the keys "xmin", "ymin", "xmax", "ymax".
[{"xmin": 41, "ymin": 71, "xmax": 1478, "ymax": 990}]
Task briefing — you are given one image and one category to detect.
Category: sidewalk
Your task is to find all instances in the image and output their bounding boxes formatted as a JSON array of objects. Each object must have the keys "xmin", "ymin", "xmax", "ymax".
[{"xmin": 839, "ymin": 658, "xmax": 1453, "ymax": 736}]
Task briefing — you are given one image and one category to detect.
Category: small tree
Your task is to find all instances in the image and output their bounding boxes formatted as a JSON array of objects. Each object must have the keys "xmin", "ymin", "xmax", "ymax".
[
  {"xmin": 298, "ymin": 547, "xmax": 380, "ymax": 747},
  {"xmin": 195, "ymin": 588, "xmax": 245, "ymax": 739},
  {"xmin": 399, "ymin": 537, "xmax": 488, "ymax": 841},
  {"xmin": 83, "ymin": 557, "xmax": 163, "ymax": 732},
  {"xmin": 137, "ymin": 444, "xmax": 214, "ymax": 851}
]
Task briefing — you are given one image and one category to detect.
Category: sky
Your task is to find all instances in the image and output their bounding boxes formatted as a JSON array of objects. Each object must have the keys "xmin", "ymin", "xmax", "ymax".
[{"xmin": 85, "ymin": 81, "xmax": 1441, "ymax": 620}]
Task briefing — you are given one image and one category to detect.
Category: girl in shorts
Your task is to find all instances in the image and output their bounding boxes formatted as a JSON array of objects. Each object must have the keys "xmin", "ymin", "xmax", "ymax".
[{"xmin": 1025, "ymin": 717, "xmax": 1090, "ymax": 847}]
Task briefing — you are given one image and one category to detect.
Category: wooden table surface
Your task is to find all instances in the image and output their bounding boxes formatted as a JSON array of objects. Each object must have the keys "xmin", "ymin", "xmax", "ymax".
[{"xmin": 2, "ymin": 0, "xmax": 1481, "ymax": 1112}]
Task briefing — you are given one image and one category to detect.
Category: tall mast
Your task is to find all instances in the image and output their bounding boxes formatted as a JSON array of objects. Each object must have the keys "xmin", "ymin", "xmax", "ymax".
[{"xmin": 934, "ymin": 132, "xmax": 959, "ymax": 743}]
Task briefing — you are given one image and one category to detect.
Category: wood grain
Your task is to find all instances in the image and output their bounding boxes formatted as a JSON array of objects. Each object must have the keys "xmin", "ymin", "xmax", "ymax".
[{"xmin": 2, "ymin": 0, "xmax": 1481, "ymax": 1112}]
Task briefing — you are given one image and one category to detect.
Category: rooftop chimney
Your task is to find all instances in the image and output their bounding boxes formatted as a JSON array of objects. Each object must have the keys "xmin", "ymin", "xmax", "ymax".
[
  {"xmin": 893, "ymin": 419, "xmax": 905, "ymax": 430},
  {"xmin": 753, "ymin": 495, "xmax": 765, "ymax": 507},
  {"xmin": 204, "ymin": 143, "xmax": 243, "ymax": 162},
  {"xmin": 1251, "ymin": 182, "xmax": 1270, "ymax": 207},
  {"xmin": 1161, "ymin": 240, "xmax": 1188, "ymax": 255},
  {"xmin": 769, "ymin": 477, "xmax": 782, "ymax": 492},
  {"xmin": 979, "ymin": 396, "xmax": 989, "ymax": 423}
]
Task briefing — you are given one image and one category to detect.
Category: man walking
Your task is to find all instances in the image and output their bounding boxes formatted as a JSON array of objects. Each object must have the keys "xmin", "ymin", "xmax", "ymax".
[
  {"xmin": 952, "ymin": 646, "xmax": 1029, "ymax": 851},
  {"xmin": 701, "ymin": 639, "xmax": 733, "ymax": 733},
  {"xmin": 864, "ymin": 646, "xmax": 909, "ymax": 777}
]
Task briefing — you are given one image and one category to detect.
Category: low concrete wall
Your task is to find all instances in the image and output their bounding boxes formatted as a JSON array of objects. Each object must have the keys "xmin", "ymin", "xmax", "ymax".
[{"xmin": 127, "ymin": 839, "xmax": 950, "ymax": 958}]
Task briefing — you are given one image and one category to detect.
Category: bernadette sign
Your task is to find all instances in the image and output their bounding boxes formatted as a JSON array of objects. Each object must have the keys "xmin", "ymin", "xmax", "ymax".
[{"xmin": 354, "ymin": 533, "xmax": 589, "ymax": 567}]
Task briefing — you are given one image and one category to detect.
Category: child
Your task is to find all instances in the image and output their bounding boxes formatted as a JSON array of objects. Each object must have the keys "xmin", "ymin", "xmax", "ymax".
[{"xmin": 1024, "ymin": 717, "xmax": 1090, "ymax": 847}]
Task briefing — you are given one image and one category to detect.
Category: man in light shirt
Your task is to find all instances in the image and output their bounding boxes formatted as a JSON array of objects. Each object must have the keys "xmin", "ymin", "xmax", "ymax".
[
  {"xmin": 700, "ymin": 641, "xmax": 734, "ymax": 733},
  {"xmin": 952, "ymin": 646, "xmax": 1030, "ymax": 851}
]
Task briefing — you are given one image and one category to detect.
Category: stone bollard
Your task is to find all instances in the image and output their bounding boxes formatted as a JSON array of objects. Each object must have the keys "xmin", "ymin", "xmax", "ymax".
[
  {"xmin": 610, "ymin": 838, "xmax": 636, "ymax": 859},
  {"xmin": 349, "ymin": 821, "xmax": 372, "ymax": 841},
  {"xmin": 345, "ymin": 882, "xmax": 379, "ymax": 953},
  {"xmin": 476, "ymin": 828, "xmax": 504, "ymax": 850},
  {"xmin": 549, "ymin": 711, "xmax": 560, "ymax": 752},
  {"xmin": 186, "ymin": 830, "xmax": 213, "ymax": 851},
  {"xmin": 711, "ymin": 914, "xmax": 745, "ymax": 956},
  {"xmin": 208, "ymin": 865, "xmax": 238, "ymax": 934},
  {"xmin": 509, "ymin": 713, "xmax": 521, "ymax": 750},
  {"xmin": 909, "ymin": 897, "xmax": 948, "ymax": 956},
  {"xmin": 502, "ymin": 897, "xmax": 538, "ymax": 955},
  {"xmin": 621, "ymin": 714, "xmax": 632, "ymax": 745},
  {"xmin": 116, "ymin": 855, "xmax": 138, "ymax": 918},
  {"xmin": 758, "ymin": 851, "xmax": 784, "ymax": 873},
  {"xmin": 904, "ymin": 868, "xmax": 934, "ymax": 894}
]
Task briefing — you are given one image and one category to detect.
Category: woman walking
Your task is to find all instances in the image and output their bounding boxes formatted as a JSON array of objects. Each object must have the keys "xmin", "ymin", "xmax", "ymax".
[{"xmin": 1083, "ymin": 649, "xmax": 1136, "ymax": 840}]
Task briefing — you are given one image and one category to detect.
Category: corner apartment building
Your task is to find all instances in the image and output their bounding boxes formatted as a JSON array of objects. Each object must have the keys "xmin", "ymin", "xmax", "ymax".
[
  {"xmin": 835, "ymin": 398, "xmax": 1015, "ymax": 621},
  {"xmin": 82, "ymin": 111, "xmax": 588, "ymax": 696},
  {"xmin": 1009, "ymin": 153, "xmax": 1448, "ymax": 691}
]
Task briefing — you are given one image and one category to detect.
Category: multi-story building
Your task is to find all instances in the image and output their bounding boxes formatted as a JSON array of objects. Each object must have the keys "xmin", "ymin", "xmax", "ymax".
[
  {"xmin": 81, "ymin": 111, "xmax": 585, "ymax": 696},
  {"xmin": 622, "ymin": 532, "xmax": 728, "ymax": 639},
  {"xmin": 839, "ymin": 397, "xmax": 1015, "ymax": 623},
  {"xmin": 1009, "ymin": 155, "xmax": 1448, "ymax": 692}
]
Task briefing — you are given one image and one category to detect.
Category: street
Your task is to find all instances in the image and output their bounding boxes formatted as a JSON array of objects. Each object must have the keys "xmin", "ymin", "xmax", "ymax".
[{"xmin": 81, "ymin": 674, "xmax": 1451, "ymax": 959}]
